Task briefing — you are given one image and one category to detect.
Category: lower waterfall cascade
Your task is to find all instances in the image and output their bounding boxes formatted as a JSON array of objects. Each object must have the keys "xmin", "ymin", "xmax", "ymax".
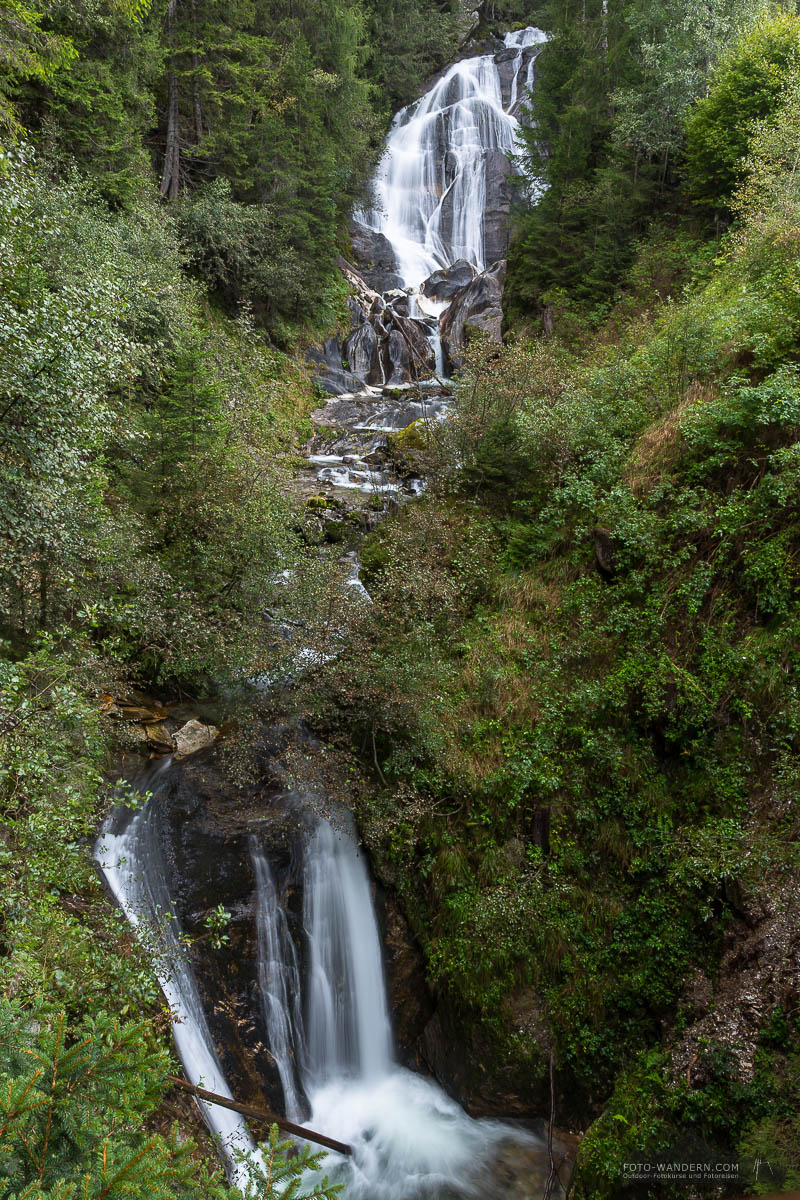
[
  {"xmin": 96, "ymin": 768, "xmax": 264, "ymax": 1190},
  {"xmin": 95, "ymin": 24, "xmax": 561, "ymax": 1200},
  {"xmin": 97, "ymin": 777, "xmax": 554, "ymax": 1198}
]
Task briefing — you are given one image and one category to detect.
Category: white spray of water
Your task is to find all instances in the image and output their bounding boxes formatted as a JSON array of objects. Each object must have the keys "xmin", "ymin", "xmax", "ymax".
[{"xmin": 359, "ymin": 28, "xmax": 547, "ymax": 289}]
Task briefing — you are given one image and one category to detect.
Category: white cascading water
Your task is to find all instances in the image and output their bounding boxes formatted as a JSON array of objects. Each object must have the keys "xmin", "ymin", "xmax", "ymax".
[
  {"xmin": 250, "ymin": 838, "xmax": 306, "ymax": 1121},
  {"xmin": 303, "ymin": 817, "xmax": 393, "ymax": 1084},
  {"xmin": 95, "ymin": 767, "xmax": 264, "ymax": 1190},
  {"xmin": 250, "ymin": 808, "xmax": 544, "ymax": 1199},
  {"xmin": 359, "ymin": 27, "xmax": 547, "ymax": 289}
]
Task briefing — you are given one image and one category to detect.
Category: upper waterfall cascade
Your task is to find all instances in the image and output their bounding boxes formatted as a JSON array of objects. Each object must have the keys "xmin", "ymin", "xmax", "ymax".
[{"xmin": 359, "ymin": 27, "xmax": 546, "ymax": 289}]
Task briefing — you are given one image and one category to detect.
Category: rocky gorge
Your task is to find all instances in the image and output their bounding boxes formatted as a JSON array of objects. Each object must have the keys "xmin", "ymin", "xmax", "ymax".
[{"xmin": 94, "ymin": 23, "xmax": 578, "ymax": 1200}]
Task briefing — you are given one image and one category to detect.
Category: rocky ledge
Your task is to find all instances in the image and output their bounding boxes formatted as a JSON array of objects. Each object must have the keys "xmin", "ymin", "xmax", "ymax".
[
  {"xmin": 307, "ymin": 255, "xmax": 436, "ymax": 396},
  {"xmin": 440, "ymin": 258, "xmax": 506, "ymax": 368}
]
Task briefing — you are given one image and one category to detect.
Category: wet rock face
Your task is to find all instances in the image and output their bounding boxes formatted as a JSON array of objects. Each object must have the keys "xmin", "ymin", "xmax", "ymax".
[
  {"xmin": 420, "ymin": 259, "xmax": 478, "ymax": 302},
  {"xmin": 440, "ymin": 258, "xmax": 506, "ymax": 369},
  {"xmin": 377, "ymin": 894, "xmax": 434, "ymax": 1065},
  {"xmin": 494, "ymin": 40, "xmax": 545, "ymax": 114},
  {"xmin": 484, "ymin": 149, "xmax": 513, "ymax": 267},
  {"xmin": 150, "ymin": 749, "xmax": 312, "ymax": 1117},
  {"xmin": 306, "ymin": 336, "xmax": 363, "ymax": 397},
  {"xmin": 348, "ymin": 218, "xmax": 404, "ymax": 293},
  {"xmin": 421, "ymin": 1005, "xmax": 552, "ymax": 1120},
  {"xmin": 494, "ymin": 44, "xmax": 522, "ymax": 109}
]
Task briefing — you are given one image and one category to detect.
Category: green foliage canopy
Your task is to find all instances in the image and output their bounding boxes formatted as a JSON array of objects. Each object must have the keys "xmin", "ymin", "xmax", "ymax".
[{"xmin": 685, "ymin": 11, "xmax": 800, "ymax": 212}]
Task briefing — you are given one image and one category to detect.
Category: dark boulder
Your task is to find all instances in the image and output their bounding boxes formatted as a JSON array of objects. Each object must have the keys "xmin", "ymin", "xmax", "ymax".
[
  {"xmin": 385, "ymin": 329, "xmax": 413, "ymax": 384},
  {"xmin": 440, "ymin": 259, "xmax": 506, "ymax": 368},
  {"xmin": 391, "ymin": 313, "xmax": 436, "ymax": 375},
  {"xmin": 305, "ymin": 336, "xmax": 363, "ymax": 396},
  {"xmin": 420, "ymin": 259, "xmax": 478, "ymax": 302},
  {"xmin": 385, "ymin": 288, "xmax": 410, "ymax": 317},
  {"xmin": 421, "ymin": 995, "xmax": 551, "ymax": 1117},
  {"xmin": 344, "ymin": 321, "xmax": 383, "ymax": 386},
  {"xmin": 348, "ymin": 217, "xmax": 404, "ymax": 293},
  {"xmin": 310, "ymin": 260, "xmax": 436, "ymax": 393}
]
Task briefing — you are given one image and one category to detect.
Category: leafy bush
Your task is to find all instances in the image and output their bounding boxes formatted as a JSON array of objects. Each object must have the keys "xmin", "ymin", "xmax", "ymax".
[{"xmin": 685, "ymin": 13, "xmax": 800, "ymax": 213}]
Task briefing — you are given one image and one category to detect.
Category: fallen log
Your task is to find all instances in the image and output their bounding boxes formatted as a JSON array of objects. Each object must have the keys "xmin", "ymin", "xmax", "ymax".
[{"xmin": 167, "ymin": 1075, "xmax": 353, "ymax": 1157}]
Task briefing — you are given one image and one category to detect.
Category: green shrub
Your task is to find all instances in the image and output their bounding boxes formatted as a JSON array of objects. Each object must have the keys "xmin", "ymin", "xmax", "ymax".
[
  {"xmin": 0, "ymin": 999, "xmax": 232, "ymax": 1199},
  {"xmin": 685, "ymin": 14, "xmax": 800, "ymax": 213}
]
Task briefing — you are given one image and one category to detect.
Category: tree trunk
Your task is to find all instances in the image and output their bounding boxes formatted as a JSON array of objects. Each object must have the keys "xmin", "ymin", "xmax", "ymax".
[
  {"xmin": 38, "ymin": 548, "xmax": 48, "ymax": 631},
  {"xmin": 160, "ymin": 0, "xmax": 181, "ymax": 201},
  {"xmin": 190, "ymin": 0, "xmax": 203, "ymax": 142},
  {"xmin": 191, "ymin": 57, "xmax": 203, "ymax": 142}
]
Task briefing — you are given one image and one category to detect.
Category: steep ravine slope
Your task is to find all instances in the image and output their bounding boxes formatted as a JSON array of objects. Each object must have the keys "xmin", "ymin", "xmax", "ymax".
[{"xmin": 308, "ymin": 192, "xmax": 800, "ymax": 1200}]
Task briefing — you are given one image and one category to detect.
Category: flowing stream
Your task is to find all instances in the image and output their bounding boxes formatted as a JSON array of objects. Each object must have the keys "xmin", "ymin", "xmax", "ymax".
[{"xmin": 96, "ymin": 26, "xmax": 557, "ymax": 1199}]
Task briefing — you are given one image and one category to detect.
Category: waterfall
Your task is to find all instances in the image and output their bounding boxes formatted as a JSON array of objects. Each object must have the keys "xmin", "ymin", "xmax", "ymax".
[
  {"xmin": 95, "ymin": 26, "xmax": 556, "ymax": 1197},
  {"xmin": 99, "ymin": 771, "xmax": 548, "ymax": 1197},
  {"xmin": 249, "ymin": 809, "xmax": 546, "ymax": 1199},
  {"xmin": 250, "ymin": 811, "xmax": 394, "ymax": 1101},
  {"xmin": 303, "ymin": 815, "xmax": 393, "ymax": 1084},
  {"xmin": 359, "ymin": 27, "xmax": 547, "ymax": 289},
  {"xmin": 95, "ymin": 767, "xmax": 263, "ymax": 1190},
  {"xmin": 250, "ymin": 838, "xmax": 306, "ymax": 1121}
]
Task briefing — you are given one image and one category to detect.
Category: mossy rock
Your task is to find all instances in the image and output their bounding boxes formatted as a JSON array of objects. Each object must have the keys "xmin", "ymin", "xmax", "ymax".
[
  {"xmin": 323, "ymin": 519, "xmax": 345, "ymax": 543},
  {"xmin": 306, "ymin": 494, "xmax": 330, "ymax": 510},
  {"xmin": 387, "ymin": 419, "xmax": 429, "ymax": 454}
]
